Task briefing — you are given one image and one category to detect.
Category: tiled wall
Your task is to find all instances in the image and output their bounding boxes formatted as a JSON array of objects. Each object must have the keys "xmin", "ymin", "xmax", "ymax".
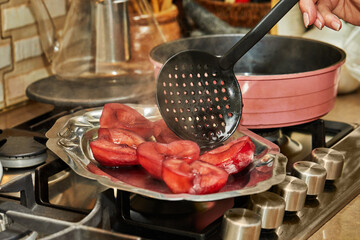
[{"xmin": 0, "ymin": 0, "xmax": 67, "ymax": 110}]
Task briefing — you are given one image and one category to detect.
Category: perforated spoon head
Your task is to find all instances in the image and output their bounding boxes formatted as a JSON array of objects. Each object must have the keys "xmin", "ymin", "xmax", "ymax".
[{"xmin": 156, "ymin": 50, "xmax": 243, "ymax": 148}]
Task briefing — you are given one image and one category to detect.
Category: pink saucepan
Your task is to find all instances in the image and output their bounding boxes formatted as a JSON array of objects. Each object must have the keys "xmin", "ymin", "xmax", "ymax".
[{"xmin": 150, "ymin": 34, "xmax": 345, "ymax": 129}]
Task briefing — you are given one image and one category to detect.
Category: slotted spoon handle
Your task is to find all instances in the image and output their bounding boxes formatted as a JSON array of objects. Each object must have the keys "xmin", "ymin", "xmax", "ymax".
[{"xmin": 219, "ymin": 0, "xmax": 299, "ymax": 70}]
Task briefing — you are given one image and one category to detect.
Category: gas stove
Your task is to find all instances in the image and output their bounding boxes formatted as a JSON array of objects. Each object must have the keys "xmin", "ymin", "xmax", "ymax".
[{"xmin": 0, "ymin": 107, "xmax": 359, "ymax": 240}]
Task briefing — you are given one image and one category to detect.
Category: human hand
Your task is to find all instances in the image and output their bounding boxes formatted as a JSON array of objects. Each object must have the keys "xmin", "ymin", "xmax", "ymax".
[{"xmin": 299, "ymin": 0, "xmax": 360, "ymax": 30}]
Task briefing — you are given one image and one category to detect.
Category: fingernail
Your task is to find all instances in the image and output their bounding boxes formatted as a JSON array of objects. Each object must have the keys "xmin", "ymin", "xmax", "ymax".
[
  {"xmin": 314, "ymin": 19, "xmax": 323, "ymax": 30},
  {"xmin": 331, "ymin": 21, "xmax": 341, "ymax": 31},
  {"xmin": 303, "ymin": 12, "xmax": 309, "ymax": 28}
]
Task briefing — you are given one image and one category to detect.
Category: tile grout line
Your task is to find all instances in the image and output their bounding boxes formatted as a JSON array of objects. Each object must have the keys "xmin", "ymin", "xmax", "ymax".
[{"xmin": 0, "ymin": 0, "xmax": 14, "ymax": 110}]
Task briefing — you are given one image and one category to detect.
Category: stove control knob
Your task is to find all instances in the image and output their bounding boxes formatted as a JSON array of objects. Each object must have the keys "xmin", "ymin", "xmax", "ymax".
[
  {"xmin": 250, "ymin": 192, "xmax": 285, "ymax": 230},
  {"xmin": 272, "ymin": 175, "xmax": 308, "ymax": 212},
  {"xmin": 292, "ymin": 161, "xmax": 327, "ymax": 196},
  {"xmin": 311, "ymin": 148, "xmax": 344, "ymax": 180},
  {"xmin": 221, "ymin": 208, "xmax": 261, "ymax": 240}
]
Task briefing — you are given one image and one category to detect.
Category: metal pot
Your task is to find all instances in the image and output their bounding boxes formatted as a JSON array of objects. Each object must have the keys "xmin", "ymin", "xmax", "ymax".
[{"xmin": 150, "ymin": 34, "xmax": 346, "ymax": 129}]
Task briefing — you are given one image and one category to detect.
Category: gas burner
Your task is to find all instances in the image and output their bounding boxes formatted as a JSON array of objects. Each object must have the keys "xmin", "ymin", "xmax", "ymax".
[
  {"xmin": 252, "ymin": 128, "xmax": 303, "ymax": 158},
  {"xmin": 251, "ymin": 128, "xmax": 282, "ymax": 143},
  {"xmin": 128, "ymin": 194, "xmax": 234, "ymax": 232},
  {"xmin": 1, "ymin": 104, "xmax": 358, "ymax": 240},
  {"xmin": 252, "ymin": 128, "xmax": 304, "ymax": 174},
  {"xmin": 277, "ymin": 133, "xmax": 303, "ymax": 159},
  {"xmin": 0, "ymin": 172, "xmax": 124, "ymax": 240},
  {"xmin": 0, "ymin": 130, "xmax": 47, "ymax": 168}
]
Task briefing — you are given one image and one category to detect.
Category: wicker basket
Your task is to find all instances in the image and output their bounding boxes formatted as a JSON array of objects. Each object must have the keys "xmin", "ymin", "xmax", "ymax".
[{"xmin": 195, "ymin": 0, "xmax": 271, "ymax": 28}]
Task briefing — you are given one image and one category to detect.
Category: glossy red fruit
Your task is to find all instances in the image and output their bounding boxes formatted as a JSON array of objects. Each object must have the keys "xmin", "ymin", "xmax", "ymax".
[
  {"xmin": 97, "ymin": 128, "xmax": 111, "ymax": 140},
  {"xmin": 153, "ymin": 119, "xmax": 181, "ymax": 143},
  {"xmin": 199, "ymin": 136, "xmax": 255, "ymax": 174},
  {"xmin": 162, "ymin": 159, "xmax": 229, "ymax": 194},
  {"xmin": 98, "ymin": 128, "xmax": 145, "ymax": 147},
  {"xmin": 137, "ymin": 140, "xmax": 201, "ymax": 179},
  {"xmin": 99, "ymin": 103, "xmax": 154, "ymax": 139},
  {"xmin": 90, "ymin": 139, "xmax": 138, "ymax": 167}
]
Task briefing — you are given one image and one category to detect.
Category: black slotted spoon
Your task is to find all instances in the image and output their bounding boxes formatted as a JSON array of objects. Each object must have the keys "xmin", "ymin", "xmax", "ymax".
[{"xmin": 156, "ymin": 0, "xmax": 299, "ymax": 148}]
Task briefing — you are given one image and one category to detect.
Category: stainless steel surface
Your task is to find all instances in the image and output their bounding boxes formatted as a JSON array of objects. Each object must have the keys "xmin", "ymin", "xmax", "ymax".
[
  {"xmin": 1, "ymin": 116, "xmax": 359, "ymax": 239},
  {"xmin": 221, "ymin": 208, "xmax": 261, "ymax": 240},
  {"xmin": 0, "ymin": 185, "xmax": 139, "ymax": 240},
  {"xmin": 312, "ymin": 147, "xmax": 344, "ymax": 180},
  {"xmin": 250, "ymin": 191, "xmax": 285, "ymax": 229},
  {"xmin": 45, "ymin": 104, "xmax": 287, "ymax": 201},
  {"xmin": 48, "ymin": 169, "xmax": 107, "ymax": 210},
  {"xmin": 272, "ymin": 175, "xmax": 307, "ymax": 212},
  {"xmin": 3, "ymin": 104, "xmax": 360, "ymax": 239},
  {"xmin": 0, "ymin": 128, "xmax": 105, "ymax": 210},
  {"xmin": 0, "ymin": 213, "xmax": 9, "ymax": 232},
  {"xmin": 0, "ymin": 151, "xmax": 105, "ymax": 210},
  {"xmin": 275, "ymin": 125, "xmax": 360, "ymax": 240},
  {"xmin": 0, "ymin": 135, "xmax": 48, "ymax": 168},
  {"xmin": 292, "ymin": 161, "xmax": 327, "ymax": 196},
  {"xmin": 0, "ymin": 149, "xmax": 57, "ymax": 199}
]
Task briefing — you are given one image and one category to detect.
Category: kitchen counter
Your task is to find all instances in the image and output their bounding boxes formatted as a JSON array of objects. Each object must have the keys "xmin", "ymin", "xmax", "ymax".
[
  {"xmin": 1, "ymin": 88, "xmax": 360, "ymax": 239},
  {"xmin": 0, "ymin": 101, "xmax": 54, "ymax": 129},
  {"xmin": 323, "ymin": 88, "xmax": 360, "ymax": 124}
]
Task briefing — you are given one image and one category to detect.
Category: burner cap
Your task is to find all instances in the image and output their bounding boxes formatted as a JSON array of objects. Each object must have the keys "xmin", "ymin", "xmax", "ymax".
[{"xmin": 0, "ymin": 136, "xmax": 47, "ymax": 168}]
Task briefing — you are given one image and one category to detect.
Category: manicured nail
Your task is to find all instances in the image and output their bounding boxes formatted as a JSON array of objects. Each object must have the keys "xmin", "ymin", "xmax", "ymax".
[
  {"xmin": 331, "ymin": 21, "xmax": 341, "ymax": 31},
  {"xmin": 314, "ymin": 19, "xmax": 323, "ymax": 30},
  {"xmin": 303, "ymin": 12, "xmax": 309, "ymax": 28}
]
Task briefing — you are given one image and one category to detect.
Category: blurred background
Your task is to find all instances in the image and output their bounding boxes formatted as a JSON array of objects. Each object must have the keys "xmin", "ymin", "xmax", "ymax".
[{"xmin": 0, "ymin": 0, "xmax": 359, "ymax": 112}]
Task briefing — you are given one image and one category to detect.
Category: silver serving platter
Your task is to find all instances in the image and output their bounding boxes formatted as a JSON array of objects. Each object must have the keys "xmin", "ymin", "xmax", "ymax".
[{"xmin": 46, "ymin": 104, "xmax": 287, "ymax": 201}]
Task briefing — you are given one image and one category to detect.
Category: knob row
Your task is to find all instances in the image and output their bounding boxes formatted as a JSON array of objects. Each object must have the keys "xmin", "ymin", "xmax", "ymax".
[{"xmin": 221, "ymin": 148, "xmax": 345, "ymax": 240}]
